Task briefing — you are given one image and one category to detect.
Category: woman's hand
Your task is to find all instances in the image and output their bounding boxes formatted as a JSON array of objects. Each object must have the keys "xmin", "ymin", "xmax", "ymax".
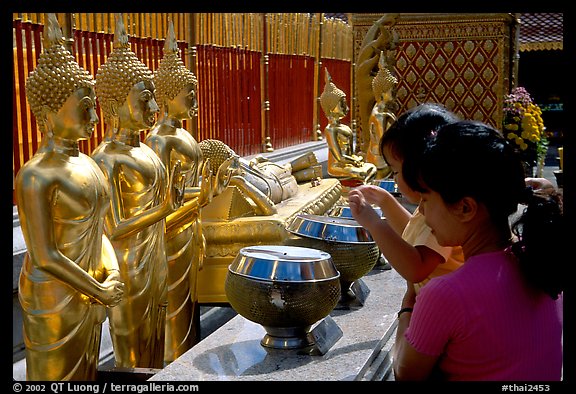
[
  {"xmin": 348, "ymin": 188, "xmax": 381, "ymax": 229},
  {"xmin": 353, "ymin": 184, "xmax": 389, "ymax": 207},
  {"xmin": 525, "ymin": 177, "xmax": 556, "ymax": 195}
]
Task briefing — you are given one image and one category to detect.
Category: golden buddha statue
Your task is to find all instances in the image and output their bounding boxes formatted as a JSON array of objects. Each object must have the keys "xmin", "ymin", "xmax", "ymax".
[
  {"xmin": 367, "ymin": 52, "xmax": 397, "ymax": 179},
  {"xmin": 16, "ymin": 13, "xmax": 124, "ymax": 381},
  {"xmin": 144, "ymin": 20, "xmax": 208, "ymax": 363},
  {"xmin": 199, "ymin": 139, "xmax": 322, "ymax": 218},
  {"xmin": 320, "ymin": 69, "xmax": 376, "ymax": 185},
  {"xmin": 91, "ymin": 13, "xmax": 184, "ymax": 369}
]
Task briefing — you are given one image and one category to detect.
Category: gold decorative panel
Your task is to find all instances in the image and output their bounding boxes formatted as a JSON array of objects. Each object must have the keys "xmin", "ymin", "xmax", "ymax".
[{"xmin": 352, "ymin": 13, "xmax": 516, "ymax": 147}]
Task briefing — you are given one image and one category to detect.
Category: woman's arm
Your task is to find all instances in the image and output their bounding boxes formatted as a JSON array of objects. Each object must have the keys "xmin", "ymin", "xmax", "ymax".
[
  {"xmin": 392, "ymin": 284, "xmax": 439, "ymax": 380},
  {"xmin": 349, "ymin": 188, "xmax": 444, "ymax": 282}
]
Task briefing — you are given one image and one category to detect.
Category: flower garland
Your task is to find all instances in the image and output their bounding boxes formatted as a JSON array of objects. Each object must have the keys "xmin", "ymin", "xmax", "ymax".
[{"xmin": 502, "ymin": 87, "xmax": 547, "ymax": 168}]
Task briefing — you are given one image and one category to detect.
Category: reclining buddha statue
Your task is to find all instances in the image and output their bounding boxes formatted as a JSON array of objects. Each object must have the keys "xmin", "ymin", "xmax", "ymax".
[{"xmin": 198, "ymin": 139, "xmax": 322, "ymax": 218}]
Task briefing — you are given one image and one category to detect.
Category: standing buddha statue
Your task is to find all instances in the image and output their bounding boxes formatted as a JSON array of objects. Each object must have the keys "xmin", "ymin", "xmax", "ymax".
[
  {"xmin": 367, "ymin": 51, "xmax": 397, "ymax": 180},
  {"xmin": 91, "ymin": 13, "xmax": 184, "ymax": 369},
  {"xmin": 144, "ymin": 20, "xmax": 210, "ymax": 364},
  {"xmin": 16, "ymin": 13, "xmax": 124, "ymax": 380}
]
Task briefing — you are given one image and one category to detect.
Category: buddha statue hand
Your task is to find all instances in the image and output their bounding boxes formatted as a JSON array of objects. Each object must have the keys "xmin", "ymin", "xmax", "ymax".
[
  {"xmin": 198, "ymin": 159, "xmax": 214, "ymax": 208},
  {"xmin": 167, "ymin": 160, "xmax": 186, "ymax": 211},
  {"xmin": 214, "ymin": 155, "xmax": 240, "ymax": 196},
  {"xmin": 346, "ymin": 154, "xmax": 364, "ymax": 167},
  {"xmin": 97, "ymin": 272, "xmax": 125, "ymax": 307}
]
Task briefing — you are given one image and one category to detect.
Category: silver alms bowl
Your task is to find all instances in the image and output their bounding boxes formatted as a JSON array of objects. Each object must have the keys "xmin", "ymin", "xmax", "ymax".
[
  {"xmin": 225, "ymin": 245, "xmax": 341, "ymax": 349},
  {"xmin": 327, "ymin": 204, "xmax": 383, "ymax": 219},
  {"xmin": 287, "ymin": 214, "xmax": 374, "ymax": 243},
  {"xmin": 285, "ymin": 214, "xmax": 380, "ymax": 301}
]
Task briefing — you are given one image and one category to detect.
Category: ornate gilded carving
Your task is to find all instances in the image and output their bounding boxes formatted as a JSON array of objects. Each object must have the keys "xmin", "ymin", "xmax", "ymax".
[
  {"xmin": 354, "ymin": 14, "xmax": 399, "ymax": 155},
  {"xmin": 352, "ymin": 13, "xmax": 514, "ymax": 130}
]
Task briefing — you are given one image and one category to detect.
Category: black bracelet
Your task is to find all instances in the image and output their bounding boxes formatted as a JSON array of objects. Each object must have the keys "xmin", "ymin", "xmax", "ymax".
[{"xmin": 397, "ymin": 307, "xmax": 414, "ymax": 318}]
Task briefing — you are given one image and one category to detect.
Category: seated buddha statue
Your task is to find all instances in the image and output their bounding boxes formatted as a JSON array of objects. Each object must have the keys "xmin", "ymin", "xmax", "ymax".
[
  {"xmin": 91, "ymin": 13, "xmax": 185, "ymax": 369},
  {"xmin": 367, "ymin": 51, "xmax": 397, "ymax": 180},
  {"xmin": 15, "ymin": 13, "xmax": 124, "ymax": 381},
  {"xmin": 320, "ymin": 69, "xmax": 376, "ymax": 185}
]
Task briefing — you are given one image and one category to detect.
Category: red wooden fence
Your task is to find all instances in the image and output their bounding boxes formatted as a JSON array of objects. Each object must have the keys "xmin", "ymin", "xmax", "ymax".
[{"xmin": 268, "ymin": 54, "xmax": 315, "ymax": 150}]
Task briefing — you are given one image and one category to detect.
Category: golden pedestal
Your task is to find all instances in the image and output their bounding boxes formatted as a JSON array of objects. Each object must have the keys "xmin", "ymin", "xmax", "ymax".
[{"xmin": 197, "ymin": 178, "xmax": 342, "ymax": 304}]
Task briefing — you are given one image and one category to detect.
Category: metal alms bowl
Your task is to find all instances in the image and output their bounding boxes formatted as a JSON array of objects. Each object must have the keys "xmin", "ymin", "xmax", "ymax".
[
  {"xmin": 225, "ymin": 245, "xmax": 341, "ymax": 349},
  {"xmin": 285, "ymin": 214, "xmax": 380, "ymax": 298},
  {"xmin": 327, "ymin": 204, "xmax": 383, "ymax": 219}
]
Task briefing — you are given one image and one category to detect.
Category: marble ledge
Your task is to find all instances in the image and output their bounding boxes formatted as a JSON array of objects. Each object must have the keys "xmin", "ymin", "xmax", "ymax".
[{"xmin": 150, "ymin": 266, "xmax": 407, "ymax": 382}]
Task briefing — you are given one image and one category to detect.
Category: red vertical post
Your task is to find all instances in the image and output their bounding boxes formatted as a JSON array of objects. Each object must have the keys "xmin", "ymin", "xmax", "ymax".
[
  {"xmin": 252, "ymin": 51, "xmax": 263, "ymax": 156},
  {"xmin": 18, "ymin": 22, "xmax": 32, "ymax": 166},
  {"xmin": 223, "ymin": 47, "xmax": 232, "ymax": 149},
  {"xmin": 13, "ymin": 21, "xmax": 23, "ymax": 203},
  {"xmin": 209, "ymin": 45, "xmax": 218, "ymax": 141},
  {"xmin": 197, "ymin": 45, "xmax": 207, "ymax": 141},
  {"xmin": 29, "ymin": 22, "xmax": 44, "ymax": 154}
]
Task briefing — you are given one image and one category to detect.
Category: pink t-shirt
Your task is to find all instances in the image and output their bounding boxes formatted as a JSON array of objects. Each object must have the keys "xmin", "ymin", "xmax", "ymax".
[{"xmin": 405, "ymin": 250, "xmax": 563, "ymax": 381}]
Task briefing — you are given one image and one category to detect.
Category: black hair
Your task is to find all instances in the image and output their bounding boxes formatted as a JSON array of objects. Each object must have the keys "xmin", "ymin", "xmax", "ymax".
[
  {"xmin": 407, "ymin": 120, "xmax": 564, "ymax": 299},
  {"xmin": 380, "ymin": 103, "xmax": 460, "ymax": 184}
]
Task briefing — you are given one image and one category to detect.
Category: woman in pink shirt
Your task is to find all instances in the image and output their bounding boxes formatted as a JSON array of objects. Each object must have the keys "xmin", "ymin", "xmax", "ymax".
[{"xmin": 391, "ymin": 120, "xmax": 564, "ymax": 381}]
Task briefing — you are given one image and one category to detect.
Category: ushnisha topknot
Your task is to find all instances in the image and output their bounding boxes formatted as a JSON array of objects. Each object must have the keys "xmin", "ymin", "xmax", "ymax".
[
  {"xmin": 95, "ymin": 13, "xmax": 154, "ymax": 124},
  {"xmin": 154, "ymin": 20, "xmax": 198, "ymax": 106},
  {"xmin": 320, "ymin": 68, "xmax": 346, "ymax": 116},
  {"xmin": 25, "ymin": 13, "xmax": 95, "ymax": 133},
  {"xmin": 372, "ymin": 51, "xmax": 397, "ymax": 100}
]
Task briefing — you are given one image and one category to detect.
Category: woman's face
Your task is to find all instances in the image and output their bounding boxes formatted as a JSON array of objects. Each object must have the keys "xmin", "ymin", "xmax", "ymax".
[
  {"xmin": 50, "ymin": 86, "xmax": 99, "ymax": 140},
  {"xmin": 382, "ymin": 145, "xmax": 421, "ymax": 204},
  {"xmin": 121, "ymin": 80, "xmax": 159, "ymax": 129}
]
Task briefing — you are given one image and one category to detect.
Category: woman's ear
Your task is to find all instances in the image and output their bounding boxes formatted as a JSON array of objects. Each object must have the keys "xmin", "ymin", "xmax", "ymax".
[{"xmin": 457, "ymin": 196, "xmax": 478, "ymax": 222}]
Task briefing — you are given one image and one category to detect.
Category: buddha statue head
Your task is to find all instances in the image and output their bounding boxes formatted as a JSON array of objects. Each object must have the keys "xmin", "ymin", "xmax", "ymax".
[
  {"xmin": 371, "ymin": 51, "xmax": 397, "ymax": 104},
  {"xmin": 25, "ymin": 13, "xmax": 95, "ymax": 135},
  {"xmin": 320, "ymin": 68, "xmax": 348, "ymax": 120},
  {"xmin": 154, "ymin": 20, "xmax": 198, "ymax": 118},
  {"xmin": 95, "ymin": 13, "xmax": 156, "ymax": 129}
]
